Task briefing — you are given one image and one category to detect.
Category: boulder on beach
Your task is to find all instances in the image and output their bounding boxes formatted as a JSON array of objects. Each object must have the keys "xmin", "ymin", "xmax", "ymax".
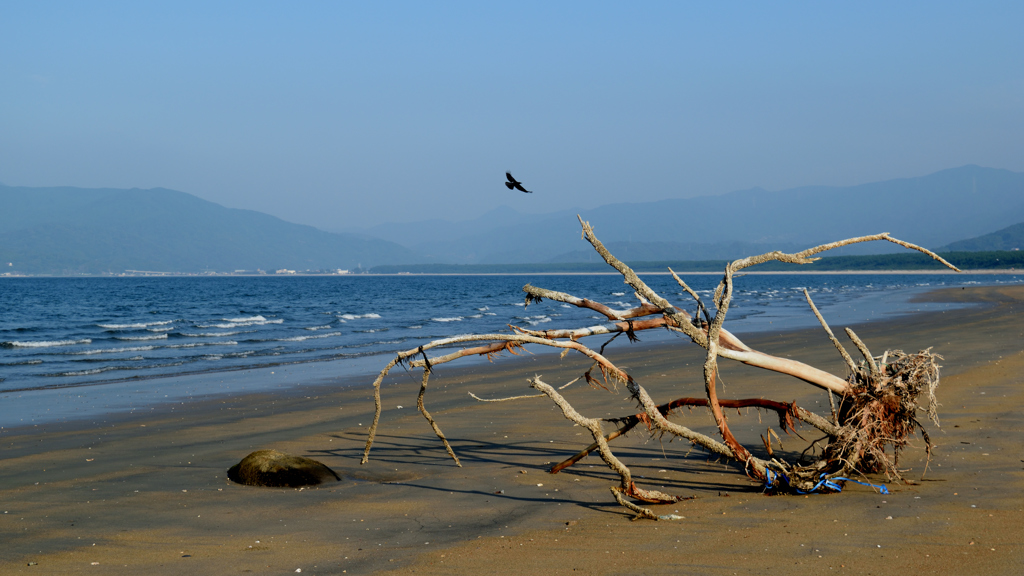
[{"xmin": 227, "ymin": 449, "xmax": 341, "ymax": 487}]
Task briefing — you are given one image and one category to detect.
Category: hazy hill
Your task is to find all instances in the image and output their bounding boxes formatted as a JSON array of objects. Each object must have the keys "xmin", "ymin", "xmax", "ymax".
[
  {"xmin": 352, "ymin": 165, "xmax": 1024, "ymax": 263},
  {"xmin": 544, "ymin": 240, "xmax": 807, "ymax": 263},
  {"xmin": 0, "ymin": 185, "xmax": 419, "ymax": 274},
  {"xmin": 939, "ymin": 221, "xmax": 1024, "ymax": 252}
]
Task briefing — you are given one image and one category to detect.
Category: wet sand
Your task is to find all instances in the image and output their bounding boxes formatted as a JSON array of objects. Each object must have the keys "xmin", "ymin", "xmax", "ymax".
[{"xmin": 1, "ymin": 286, "xmax": 1022, "ymax": 575}]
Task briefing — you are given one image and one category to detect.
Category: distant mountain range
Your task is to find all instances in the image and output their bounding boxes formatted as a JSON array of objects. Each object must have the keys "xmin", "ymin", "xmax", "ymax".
[
  {"xmin": 352, "ymin": 165, "xmax": 1024, "ymax": 264},
  {"xmin": 2, "ymin": 165, "xmax": 1022, "ymax": 275},
  {"xmin": 0, "ymin": 185, "xmax": 417, "ymax": 274},
  {"xmin": 939, "ymin": 221, "xmax": 1024, "ymax": 252}
]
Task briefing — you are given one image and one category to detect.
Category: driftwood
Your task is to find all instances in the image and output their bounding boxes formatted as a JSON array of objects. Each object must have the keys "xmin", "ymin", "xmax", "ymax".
[{"xmin": 360, "ymin": 218, "xmax": 956, "ymax": 519}]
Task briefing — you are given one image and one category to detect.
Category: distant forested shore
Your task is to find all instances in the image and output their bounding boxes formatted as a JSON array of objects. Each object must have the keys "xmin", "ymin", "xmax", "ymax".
[
  {"xmin": 367, "ymin": 250, "xmax": 1024, "ymax": 275},
  {"xmin": 3, "ymin": 250, "xmax": 1020, "ymax": 277}
]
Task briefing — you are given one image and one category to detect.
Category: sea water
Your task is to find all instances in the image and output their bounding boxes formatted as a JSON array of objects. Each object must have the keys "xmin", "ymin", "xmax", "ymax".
[{"xmin": 1, "ymin": 273, "xmax": 1020, "ymax": 426}]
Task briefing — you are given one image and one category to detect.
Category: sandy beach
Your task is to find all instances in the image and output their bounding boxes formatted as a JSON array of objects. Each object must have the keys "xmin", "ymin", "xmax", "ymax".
[{"xmin": 1, "ymin": 285, "xmax": 1022, "ymax": 575}]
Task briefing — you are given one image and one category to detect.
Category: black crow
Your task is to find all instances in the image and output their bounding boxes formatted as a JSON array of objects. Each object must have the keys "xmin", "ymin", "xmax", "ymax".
[{"xmin": 505, "ymin": 171, "xmax": 532, "ymax": 193}]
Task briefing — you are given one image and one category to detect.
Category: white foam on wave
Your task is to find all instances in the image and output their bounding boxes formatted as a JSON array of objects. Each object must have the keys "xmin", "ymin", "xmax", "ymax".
[
  {"xmin": 98, "ymin": 320, "xmax": 173, "ymax": 329},
  {"xmin": 56, "ymin": 366, "xmax": 119, "ymax": 376},
  {"xmin": 304, "ymin": 325, "xmax": 332, "ymax": 331},
  {"xmin": 52, "ymin": 360, "xmax": 186, "ymax": 377},
  {"xmin": 339, "ymin": 313, "xmax": 381, "ymax": 320},
  {"xmin": 520, "ymin": 315, "xmax": 551, "ymax": 326},
  {"xmin": 167, "ymin": 341, "xmax": 237, "ymax": 348},
  {"xmin": 147, "ymin": 326, "xmax": 174, "ymax": 332},
  {"xmin": 407, "ymin": 325, "xmax": 423, "ymax": 329},
  {"xmin": 224, "ymin": 315, "xmax": 266, "ymax": 323},
  {"xmin": 4, "ymin": 338, "xmax": 92, "ymax": 348},
  {"xmin": 432, "ymin": 317, "xmax": 463, "ymax": 322},
  {"xmin": 478, "ymin": 307, "xmax": 490, "ymax": 311},
  {"xmin": 612, "ymin": 292, "xmax": 626, "ymax": 296},
  {"xmin": 276, "ymin": 332, "xmax": 342, "ymax": 342},
  {"xmin": 179, "ymin": 331, "xmax": 243, "ymax": 337},
  {"xmin": 71, "ymin": 345, "xmax": 156, "ymax": 355},
  {"xmin": 466, "ymin": 314, "xmax": 483, "ymax": 319},
  {"xmin": 198, "ymin": 318, "xmax": 283, "ymax": 328},
  {"xmin": 115, "ymin": 334, "xmax": 168, "ymax": 341}
]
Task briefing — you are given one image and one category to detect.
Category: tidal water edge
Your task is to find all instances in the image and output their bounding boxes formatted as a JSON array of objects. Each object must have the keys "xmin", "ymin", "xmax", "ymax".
[{"xmin": 1, "ymin": 273, "xmax": 1020, "ymax": 427}]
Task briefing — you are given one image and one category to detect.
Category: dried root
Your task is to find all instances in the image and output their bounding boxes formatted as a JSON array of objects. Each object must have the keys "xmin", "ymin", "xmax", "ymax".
[{"xmin": 830, "ymin": 348, "xmax": 941, "ymax": 480}]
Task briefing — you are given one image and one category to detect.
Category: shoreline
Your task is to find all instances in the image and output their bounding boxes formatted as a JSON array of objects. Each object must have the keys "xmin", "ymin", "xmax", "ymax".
[
  {"xmin": 0, "ymin": 281, "xmax": 986, "ymax": 429},
  {"xmin": 1, "ymin": 286, "xmax": 1022, "ymax": 574}
]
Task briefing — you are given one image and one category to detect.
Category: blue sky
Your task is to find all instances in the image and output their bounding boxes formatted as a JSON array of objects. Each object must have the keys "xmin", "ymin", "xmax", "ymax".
[{"xmin": 2, "ymin": 2, "xmax": 1022, "ymax": 230}]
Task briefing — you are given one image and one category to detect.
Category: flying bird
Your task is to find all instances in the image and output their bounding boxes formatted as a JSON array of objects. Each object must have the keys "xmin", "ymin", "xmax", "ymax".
[{"xmin": 505, "ymin": 171, "xmax": 532, "ymax": 193}]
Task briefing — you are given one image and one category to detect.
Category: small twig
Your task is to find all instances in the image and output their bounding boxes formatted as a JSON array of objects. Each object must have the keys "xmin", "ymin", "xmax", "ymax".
[
  {"xmin": 844, "ymin": 327, "xmax": 880, "ymax": 377},
  {"xmin": 469, "ymin": 392, "xmax": 544, "ymax": 402},
  {"xmin": 828, "ymin": 390, "xmax": 838, "ymax": 426},
  {"xmin": 668, "ymin": 267, "xmax": 712, "ymax": 326},
  {"xmin": 803, "ymin": 289, "xmax": 858, "ymax": 373}
]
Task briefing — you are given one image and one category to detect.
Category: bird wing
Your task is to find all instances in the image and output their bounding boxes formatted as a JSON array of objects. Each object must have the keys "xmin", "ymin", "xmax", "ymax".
[
  {"xmin": 513, "ymin": 183, "xmax": 532, "ymax": 193},
  {"xmin": 506, "ymin": 171, "xmax": 517, "ymax": 184},
  {"xmin": 505, "ymin": 182, "xmax": 515, "ymax": 190}
]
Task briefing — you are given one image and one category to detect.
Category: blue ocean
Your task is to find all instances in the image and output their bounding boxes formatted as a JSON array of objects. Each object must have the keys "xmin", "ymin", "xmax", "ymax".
[{"xmin": 1, "ymin": 273, "xmax": 1020, "ymax": 426}]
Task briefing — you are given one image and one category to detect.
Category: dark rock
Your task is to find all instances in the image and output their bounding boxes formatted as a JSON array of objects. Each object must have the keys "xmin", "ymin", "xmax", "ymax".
[{"xmin": 227, "ymin": 449, "xmax": 340, "ymax": 487}]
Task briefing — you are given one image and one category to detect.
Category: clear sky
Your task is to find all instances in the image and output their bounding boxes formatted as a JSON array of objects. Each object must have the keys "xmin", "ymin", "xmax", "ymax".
[{"xmin": 2, "ymin": 2, "xmax": 1022, "ymax": 231}]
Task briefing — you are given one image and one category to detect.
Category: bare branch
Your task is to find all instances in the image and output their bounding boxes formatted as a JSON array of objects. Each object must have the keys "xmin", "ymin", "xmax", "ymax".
[
  {"xmin": 845, "ymin": 327, "xmax": 880, "ymax": 377},
  {"xmin": 729, "ymin": 233, "xmax": 961, "ymax": 274},
  {"xmin": 669, "ymin": 267, "xmax": 713, "ymax": 326},
  {"xmin": 512, "ymin": 317, "xmax": 671, "ymax": 340},
  {"xmin": 551, "ymin": 396, "xmax": 838, "ymax": 474},
  {"xmin": 469, "ymin": 392, "xmax": 544, "ymax": 402},
  {"xmin": 417, "ymin": 369, "xmax": 460, "ymax": 466},
  {"xmin": 531, "ymin": 377, "xmax": 682, "ymax": 506},
  {"xmin": 523, "ymin": 284, "xmax": 662, "ymax": 321},
  {"xmin": 803, "ymin": 288, "xmax": 858, "ymax": 373}
]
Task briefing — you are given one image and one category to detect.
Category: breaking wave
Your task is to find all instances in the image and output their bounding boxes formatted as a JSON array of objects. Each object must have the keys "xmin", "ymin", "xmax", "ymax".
[
  {"xmin": 198, "ymin": 318, "xmax": 283, "ymax": 328},
  {"xmin": 339, "ymin": 313, "xmax": 381, "ymax": 320},
  {"xmin": 276, "ymin": 332, "xmax": 342, "ymax": 342},
  {"xmin": 179, "ymin": 331, "xmax": 244, "ymax": 338},
  {"xmin": 166, "ymin": 341, "xmax": 238, "ymax": 349},
  {"xmin": 98, "ymin": 320, "xmax": 174, "ymax": 329},
  {"xmin": 3, "ymin": 339, "xmax": 91, "ymax": 348},
  {"xmin": 114, "ymin": 334, "xmax": 168, "ymax": 341},
  {"xmin": 71, "ymin": 346, "xmax": 157, "ymax": 355}
]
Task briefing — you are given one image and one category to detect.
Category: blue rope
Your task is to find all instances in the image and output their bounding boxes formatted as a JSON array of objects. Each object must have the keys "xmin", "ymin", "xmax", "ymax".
[
  {"xmin": 827, "ymin": 476, "xmax": 890, "ymax": 495},
  {"xmin": 764, "ymin": 470, "xmax": 889, "ymax": 495}
]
